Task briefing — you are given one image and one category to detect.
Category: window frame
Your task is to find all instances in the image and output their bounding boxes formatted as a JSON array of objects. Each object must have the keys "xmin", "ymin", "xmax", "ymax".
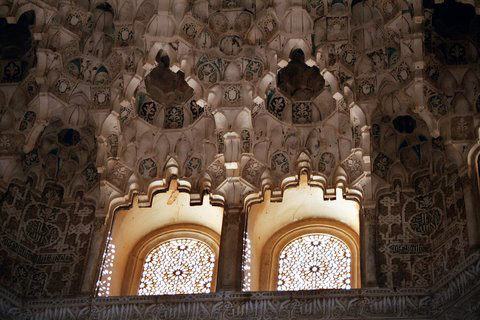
[
  {"xmin": 121, "ymin": 224, "xmax": 220, "ymax": 295},
  {"xmin": 260, "ymin": 219, "xmax": 360, "ymax": 291}
]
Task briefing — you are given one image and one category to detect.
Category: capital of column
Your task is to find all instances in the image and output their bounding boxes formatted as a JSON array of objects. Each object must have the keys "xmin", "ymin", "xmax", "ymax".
[
  {"xmin": 223, "ymin": 205, "xmax": 245, "ymax": 225},
  {"xmin": 361, "ymin": 207, "xmax": 377, "ymax": 224}
]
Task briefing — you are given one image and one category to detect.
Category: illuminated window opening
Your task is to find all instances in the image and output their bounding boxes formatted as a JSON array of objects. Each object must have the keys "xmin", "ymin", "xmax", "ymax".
[
  {"xmin": 259, "ymin": 219, "xmax": 360, "ymax": 291},
  {"xmin": 95, "ymin": 188, "xmax": 223, "ymax": 296},
  {"xmin": 95, "ymin": 236, "xmax": 115, "ymax": 297},
  {"xmin": 138, "ymin": 238, "xmax": 215, "ymax": 295},
  {"xmin": 277, "ymin": 233, "xmax": 352, "ymax": 291},
  {"xmin": 246, "ymin": 180, "xmax": 361, "ymax": 291},
  {"xmin": 241, "ymin": 235, "xmax": 252, "ymax": 291}
]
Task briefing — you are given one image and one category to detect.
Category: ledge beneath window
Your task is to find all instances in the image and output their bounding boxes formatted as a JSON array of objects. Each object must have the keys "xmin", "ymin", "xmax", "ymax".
[{"xmin": 1, "ymin": 251, "xmax": 479, "ymax": 320}]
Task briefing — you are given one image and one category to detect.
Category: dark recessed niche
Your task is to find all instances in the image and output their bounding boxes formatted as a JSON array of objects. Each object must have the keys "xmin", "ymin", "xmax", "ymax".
[
  {"xmin": 155, "ymin": 52, "xmax": 170, "ymax": 67},
  {"xmin": 393, "ymin": 115, "xmax": 416, "ymax": 134},
  {"xmin": 145, "ymin": 51, "xmax": 194, "ymax": 105},
  {"xmin": 289, "ymin": 48, "xmax": 305, "ymax": 63},
  {"xmin": 0, "ymin": 10, "xmax": 35, "ymax": 59},
  {"xmin": 425, "ymin": 0, "xmax": 478, "ymax": 39},
  {"xmin": 95, "ymin": 2, "xmax": 114, "ymax": 13},
  {"xmin": 351, "ymin": 0, "xmax": 365, "ymax": 7},
  {"xmin": 277, "ymin": 49, "xmax": 325, "ymax": 101},
  {"xmin": 57, "ymin": 128, "xmax": 81, "ymax": 147}
]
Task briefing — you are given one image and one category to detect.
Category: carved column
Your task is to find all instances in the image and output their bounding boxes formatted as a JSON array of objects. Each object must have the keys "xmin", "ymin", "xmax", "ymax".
[
  {"xmin": 361, "ymin": 205, "xmax": 377, "ymax": 287},
  {"xmin": 216, "ymin": 205, "xmax": 246, "ymax": 291},
  {"xmin": 215, "ymin": 127, "xmax": 245, "ymax": 291},
  {"xmin": 359, "ymin": 121, "xmax": 377, "ymax": 287},
  {"xmin": 464, "ymin": 178, "xmax": 480, "ymax": 249}
]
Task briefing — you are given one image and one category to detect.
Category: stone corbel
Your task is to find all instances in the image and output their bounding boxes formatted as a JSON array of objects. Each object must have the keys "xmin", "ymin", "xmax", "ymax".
[
  {"xmin": 198, "ymin": 172, "xmax": 212, "ymax": 195},
  {"xmin": 361, "ymin": 125, "xmax": 371, "ymax": 169},
  {"xmin": 261, "ymin": 168, "xmax": 274, "ymax": 192},
  {"xmin": 216, "ymin": 178, "xmax": 246, "ymax": 206},
  {"xmin": 35, "ymin": 49, "xmax": 49, "ymax": 84},
  {"xmin": 256, "ymin": 72, "xmax": 274, "ymax": 100},
  {"xmin": 296, "ymin": 151, "xmax": 312, "ymax": 176},
  {"xmin": 23, "ymin": 119, "xmax": 48, "ymax": 153},
  {"xmin": 334, "ymin": 165, "xmax": 348, "ymax": 190},
  {"xmin": 413, "ymin": 104, "xmax": 440, "ymax": 138},
  {"xmin": 123, "ymin": 74, "xmax": 143, "ymax": 102},
  {"xmin": 164, "ymin": 157, "xmax": 180, "ymax": 183},
  {"xmin": 95, "ymin": 135, "xmax": 107, "ymax": 168},
  {"xmin": 321, "ymin": 69, "xmax": 341, "ymax": 98},
  {"xmin": 223, "ymin": 132, "xmax": 241, "ymax": 177}
]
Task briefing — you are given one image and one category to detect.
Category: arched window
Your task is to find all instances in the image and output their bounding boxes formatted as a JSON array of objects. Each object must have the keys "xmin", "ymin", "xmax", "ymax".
[
  {"xmin": 118, "ymin": 224, "xmax": 220, "ymax": 295},
  {"xmin": 138, "ymin": 238, "xmax": 215, "ymax": 295},
  {"xmin": 95, "ymin": 186, "xmax": 223, "ymax": 296},
  {"xmin": 277, "ymin": 234, "xmax": 352, "ymax": 291},
  {"xmin": 259, "ymin": 219, "xmax": 360, "ymax": 291},
  {"xmin": 245, "ymin": 179, "xmax": 361, "ymax": 291}
]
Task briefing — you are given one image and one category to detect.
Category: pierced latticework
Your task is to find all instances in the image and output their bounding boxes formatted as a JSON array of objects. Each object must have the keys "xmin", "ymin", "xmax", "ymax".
[
  {"xmin": 277, "ymin": 234, "xmax": 352, "ymax": 291},
  {"xmin": 241, "ymin": 236, "xmax": 252, "ymax": 291},
  {"xmin": 138, "ymin": 238, "xmax": 215, "ymax": 295},
  {"xmin": 96, "ymin": 236, "xmax": 115, "ymax": 296}
]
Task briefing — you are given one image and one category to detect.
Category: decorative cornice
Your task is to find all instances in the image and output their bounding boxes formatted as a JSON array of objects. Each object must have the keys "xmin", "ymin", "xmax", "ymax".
[{"xmin": 1, "ymin": 251, "xmax": 479, "ymax": 320}]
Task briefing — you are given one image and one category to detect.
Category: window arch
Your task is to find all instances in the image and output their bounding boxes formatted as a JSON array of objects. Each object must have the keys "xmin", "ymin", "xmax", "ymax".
[
  {"xmin": 95, "ymin": 187, "xmax": 224, "ymax": 296},
  {"xmin": 260, "ymin": 219, "xmax": 360, "ymax": 291},
  {"xmin": 121, "ymin": 224, "xmax": 220, "ymax": 295},
  {"xmin": 277, "ymin": 233, "xmax": 352, "ymax": 291},
  {"xmin": 138, "ymin": 238, "xmax": 215, "ymax": 295}
]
